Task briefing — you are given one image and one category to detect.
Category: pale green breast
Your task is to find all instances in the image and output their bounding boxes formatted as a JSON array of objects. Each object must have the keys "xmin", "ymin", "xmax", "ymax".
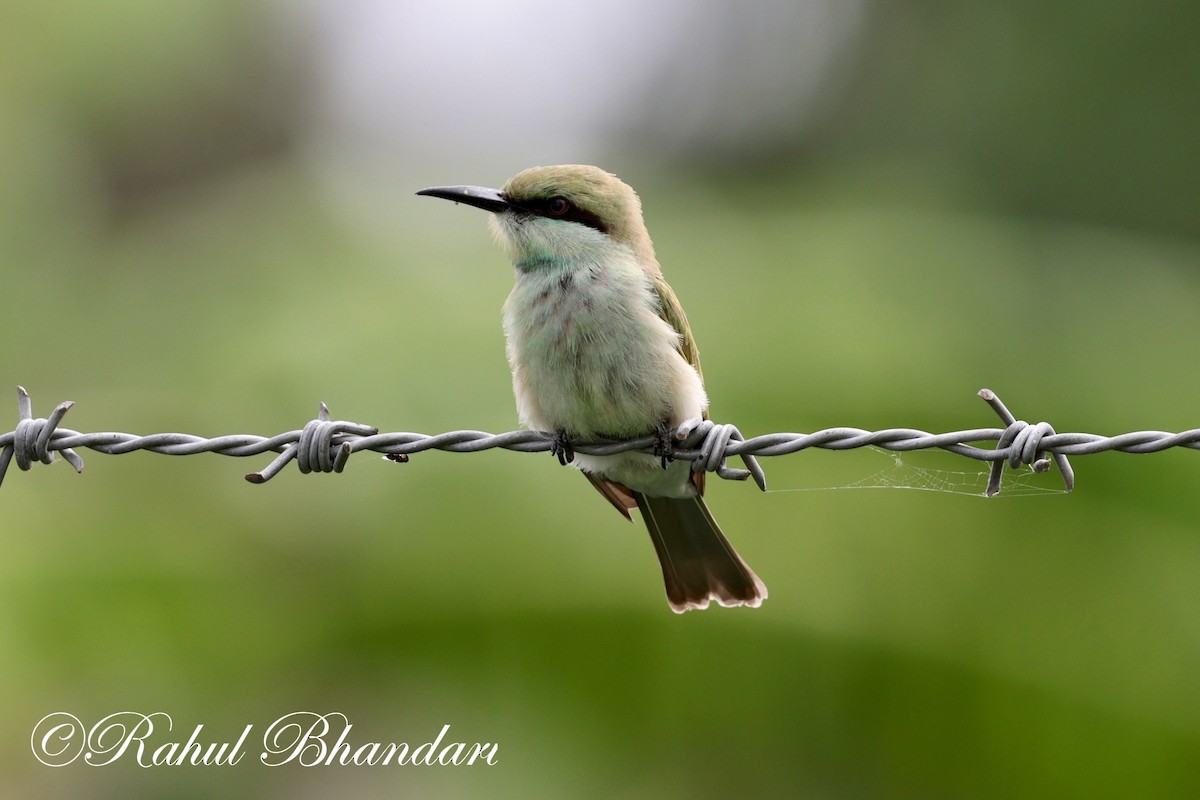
[{"xmin": 503, "ymin": 254, "xmax": 692, "ymax": 438}]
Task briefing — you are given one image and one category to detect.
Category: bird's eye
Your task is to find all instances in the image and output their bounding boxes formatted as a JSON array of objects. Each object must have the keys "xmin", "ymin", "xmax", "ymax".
[{"xmin": 546, "ymin": 197, "xmax": 571, "ymax": 216}]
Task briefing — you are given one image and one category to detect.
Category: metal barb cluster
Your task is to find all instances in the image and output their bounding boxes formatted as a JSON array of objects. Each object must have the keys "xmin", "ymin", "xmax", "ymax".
[
  {"xmin": 0, "ymin": 387, "xmax": 84, "ymax": 482},
  {"xmin": 3, "ymin": 386, "xmax": 1199, "ymax": 495},
  {"xmin": 246, "ymin": 402, "xmax": 381, "ymax": 484}
]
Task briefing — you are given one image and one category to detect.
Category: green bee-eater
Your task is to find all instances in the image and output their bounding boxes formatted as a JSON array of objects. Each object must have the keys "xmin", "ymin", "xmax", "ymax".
[{"xmin": 419, "ymin": 165, "xmax": 766, "ymax": 612}]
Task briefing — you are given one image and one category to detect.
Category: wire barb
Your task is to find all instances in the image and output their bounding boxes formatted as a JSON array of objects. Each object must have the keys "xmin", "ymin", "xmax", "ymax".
[
  {"xmin": 3, "ymin": 386, "xmax": 1199, "ymax": 495},
  {"xmin": 676, "ymin": 419, "xmax": 768, "ymax": 491},
  {"xmin": 245, "ymin": 402, "xmax": 380, "ymax": 484},
  {"xmin": 0, "ymin": 387, "xmax": 84, "ymax": 487},
  {"xmin": 978, "ymin": 388, "xmax": 1075, "ymax": 496}
]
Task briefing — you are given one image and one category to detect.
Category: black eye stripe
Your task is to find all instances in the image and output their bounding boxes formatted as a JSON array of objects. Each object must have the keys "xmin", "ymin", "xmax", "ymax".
[{"xmin": 507, "ymin": 196, "xmax": 609, "ymax": 234}]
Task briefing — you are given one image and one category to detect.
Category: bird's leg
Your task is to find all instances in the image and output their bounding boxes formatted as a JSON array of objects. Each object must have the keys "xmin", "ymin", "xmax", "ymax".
[
  {"xmin": 550, "ymin": 429, "xmax": 574, "ymax": 466},
  {"xmin": 653, "ymin": 421, "xmax": 674, "ymax": 470}
]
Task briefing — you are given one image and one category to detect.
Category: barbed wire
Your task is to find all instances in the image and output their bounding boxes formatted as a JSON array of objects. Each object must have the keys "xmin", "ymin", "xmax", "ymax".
[{"xmin": 3, "ymin": 386, "xmax": 1199, "ymax": 497}]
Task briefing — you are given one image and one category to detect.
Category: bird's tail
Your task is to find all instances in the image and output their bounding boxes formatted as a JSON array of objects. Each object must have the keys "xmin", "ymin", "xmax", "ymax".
[{"xmin": 633, "ymin": 492, "xmax": 767, "ymax": 613}]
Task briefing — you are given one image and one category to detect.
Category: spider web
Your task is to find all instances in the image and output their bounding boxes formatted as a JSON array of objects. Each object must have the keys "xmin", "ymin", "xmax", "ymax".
[{"xmin": 762, "ymin": 447, "xmax": 1067, "ymax": 498}]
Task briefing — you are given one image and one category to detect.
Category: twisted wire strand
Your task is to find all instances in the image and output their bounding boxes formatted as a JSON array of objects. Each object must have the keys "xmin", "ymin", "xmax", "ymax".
[{"xmin": 3, "ymin": 386, "xmax": 1199, "ymax": 495}]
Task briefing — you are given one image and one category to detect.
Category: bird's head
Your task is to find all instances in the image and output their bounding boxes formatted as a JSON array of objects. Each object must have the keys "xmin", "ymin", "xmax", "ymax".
[{"xmin": 418, "ymin": 165, "xmax": 656, "ymax": 269}]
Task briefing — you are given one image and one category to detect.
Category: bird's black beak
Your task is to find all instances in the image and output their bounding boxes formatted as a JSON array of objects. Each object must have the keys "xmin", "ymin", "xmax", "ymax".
[{"xmin": 416, "ymin": 185, "xmax": 510, "ymax": 213}]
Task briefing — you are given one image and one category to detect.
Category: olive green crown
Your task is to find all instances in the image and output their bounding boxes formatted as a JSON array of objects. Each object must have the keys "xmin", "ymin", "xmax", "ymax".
[{"xmin": 503, "ymin": 165, "xmax": 656, "ymax": 262}]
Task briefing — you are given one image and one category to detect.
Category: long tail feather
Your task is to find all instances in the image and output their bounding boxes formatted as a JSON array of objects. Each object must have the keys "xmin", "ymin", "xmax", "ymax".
[{"xmin": 633, "ymin": 492, "xmax": 767, "ymax": 613}]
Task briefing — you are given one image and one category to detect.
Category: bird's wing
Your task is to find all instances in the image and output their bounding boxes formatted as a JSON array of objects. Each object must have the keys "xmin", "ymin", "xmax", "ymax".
[
  {"xmin": 650, "ymin": 272, "xmax": 709, "ymax": 497},
  {"xmin": 649, "ymin": 273, "xmax": 704, "ymax": 389}
]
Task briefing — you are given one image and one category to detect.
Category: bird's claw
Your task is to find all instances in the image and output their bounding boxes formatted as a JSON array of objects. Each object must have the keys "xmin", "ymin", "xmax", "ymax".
[
  {"xmin": 550, "ymin": 429, "xmax": 574, "ymax": 465},
  {"xmin": 653, "ymin": 423, "xmax": 674, "ymax": 470}
]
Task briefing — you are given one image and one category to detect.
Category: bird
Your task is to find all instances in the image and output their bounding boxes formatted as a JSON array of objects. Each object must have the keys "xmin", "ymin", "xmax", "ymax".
[{"xmin": 417, "ymin": 165, "xmax": 766, "ymax": 612}]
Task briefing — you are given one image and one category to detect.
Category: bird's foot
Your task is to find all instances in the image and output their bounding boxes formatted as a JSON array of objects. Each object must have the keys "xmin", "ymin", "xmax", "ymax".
[
  {"xmin": 653, "ymin": 423, "xmax": 674, "ymax": 470},
  {"xmin": 550, "ymin": 429, "xmax": 574, "ymax": 466}
]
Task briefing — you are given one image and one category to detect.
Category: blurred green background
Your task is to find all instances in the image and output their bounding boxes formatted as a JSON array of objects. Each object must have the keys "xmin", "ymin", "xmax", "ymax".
[{"xmin": 3, "ymin": 1, "xmax": 1200, "ymax": 797}]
